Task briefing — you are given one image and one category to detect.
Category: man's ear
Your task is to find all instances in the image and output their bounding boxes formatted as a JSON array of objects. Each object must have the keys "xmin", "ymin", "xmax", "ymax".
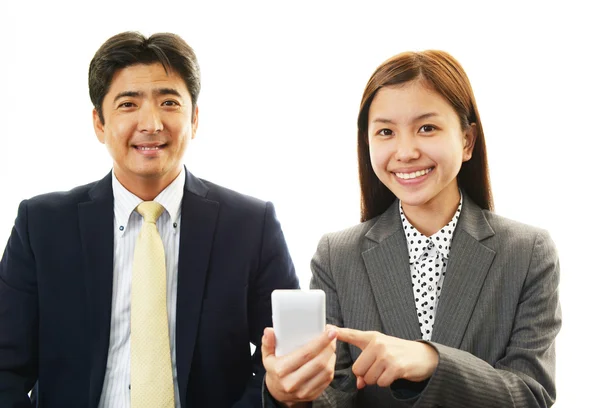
[
  {"xmin": 93, "ymin": 109, "xmax": 105, "ymax": 144},
  {"xmin": 191, "ymin": 105, "xmax": 199, "ymax": 139},
  {"xmin": 462, "ymin": 123, "xmax": 477, "ymax": 162}
]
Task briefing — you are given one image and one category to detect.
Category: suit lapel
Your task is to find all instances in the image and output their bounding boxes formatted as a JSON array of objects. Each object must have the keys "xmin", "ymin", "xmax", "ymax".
[
  {"xmin": 431, "ymin": 195, "xmax": 496, "ymax": 348},
  {"xmin": 78, "ymin": 172, "xmax": 114, "ymax": 408},
  {"xmin": 175, "ymin": 171, "xmax": 219, "ymax": 406},
  {"xmin": 362, "ymin": 202, "xmax": 422, "ymax": 340}
]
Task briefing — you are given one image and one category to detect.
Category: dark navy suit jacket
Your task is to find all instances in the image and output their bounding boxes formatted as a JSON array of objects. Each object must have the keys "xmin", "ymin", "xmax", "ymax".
[{"xmin": 0, "ymin": 170, "xmax": 299, "ymax": 407}]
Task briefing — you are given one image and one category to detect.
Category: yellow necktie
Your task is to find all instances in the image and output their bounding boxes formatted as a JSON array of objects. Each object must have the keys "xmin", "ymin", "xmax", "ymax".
[{"xmin": 131, "ymin": 201, "xmax": 175, "ymax": 408}]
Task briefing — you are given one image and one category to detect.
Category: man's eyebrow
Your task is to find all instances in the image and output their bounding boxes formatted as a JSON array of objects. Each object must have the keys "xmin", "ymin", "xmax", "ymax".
[
  {"xmin": 154, "ymin": 88, "xmax": 182, "ymax": 98},
  {"xmin": 112, "ymin": 88, "xmax": 183, "ymax": 103},
  {"xmin": 113, "ymin": 91, "xmax": 142, "ymax": 103}
]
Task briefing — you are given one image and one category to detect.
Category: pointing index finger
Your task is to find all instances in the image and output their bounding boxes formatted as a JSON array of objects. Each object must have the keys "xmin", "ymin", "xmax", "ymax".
[{"xmin": 336, "ymin": 328, "xmax": 373, "ymax": 350}]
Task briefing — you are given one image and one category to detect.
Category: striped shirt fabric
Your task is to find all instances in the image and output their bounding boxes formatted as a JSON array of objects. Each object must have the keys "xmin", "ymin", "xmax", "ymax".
[{"xmin": 98, "ymin": 169, "xmax": 185, "ymax": 408}]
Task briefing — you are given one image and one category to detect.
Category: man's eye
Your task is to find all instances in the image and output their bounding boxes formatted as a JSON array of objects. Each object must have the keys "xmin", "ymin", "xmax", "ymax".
[
  {"xmin": 377, "ymin": 129, "xmax": 393, "ymax": 136},
  {"xmin": 162, "ymin": 100, "xmax": 179, "ymax": 107},
  {"xmin": 118, "ymin": 102, "xmax": 135, "ymax": 108}
]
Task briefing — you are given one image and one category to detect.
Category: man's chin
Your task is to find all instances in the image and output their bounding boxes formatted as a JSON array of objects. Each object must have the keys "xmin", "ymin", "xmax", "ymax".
[
  {"xmin": 132, "ymin": 163, "xmax": 184, "ymax": 181},
  {"xmin": 125, "ymin": 166, "xmax": 168, "ymax": 180}
]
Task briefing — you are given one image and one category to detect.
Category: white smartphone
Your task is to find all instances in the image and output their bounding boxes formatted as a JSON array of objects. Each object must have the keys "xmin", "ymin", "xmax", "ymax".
[{"xmin": 271, "ymin": 289, "xmax": 326, "ymax": 356}]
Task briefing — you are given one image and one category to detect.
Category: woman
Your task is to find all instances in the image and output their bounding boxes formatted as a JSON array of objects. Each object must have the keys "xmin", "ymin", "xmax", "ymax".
[{"xmin": 262, "ymin": 50, "xmax": 560, "ymax": 407}]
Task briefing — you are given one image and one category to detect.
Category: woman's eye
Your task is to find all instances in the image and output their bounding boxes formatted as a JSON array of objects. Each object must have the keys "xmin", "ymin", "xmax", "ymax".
[
  {"xmin": 378, "ymin": 128, "xmax": 393, "ymax": 136},
  {"xmin": 419, "ymin": 125, "xmax": 436, "ymax": 133}
]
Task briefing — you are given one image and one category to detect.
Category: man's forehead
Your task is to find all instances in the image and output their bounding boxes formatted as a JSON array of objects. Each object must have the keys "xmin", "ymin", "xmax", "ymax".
[
  {"xmin": 112, "ymin": 63, "xmax": 180, "ymax": 83},
  {"xmin": 106, "ymin": 63, "xmax": 188, "ymax": 97}
]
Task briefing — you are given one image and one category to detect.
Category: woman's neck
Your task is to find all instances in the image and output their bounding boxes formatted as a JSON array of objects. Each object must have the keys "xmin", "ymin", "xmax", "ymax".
[{"xmin": 401, "ymin": 188, "xmax": 461, "ymax": 237}]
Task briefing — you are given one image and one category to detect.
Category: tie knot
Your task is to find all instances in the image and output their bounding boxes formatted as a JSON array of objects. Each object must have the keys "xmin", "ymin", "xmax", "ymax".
[{"xmin": 136, "ymin": 201, "xmax": 165, "ymax": 224}]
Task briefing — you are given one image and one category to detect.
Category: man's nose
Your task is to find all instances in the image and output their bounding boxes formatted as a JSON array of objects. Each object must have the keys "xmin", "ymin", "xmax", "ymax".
[{"xmin": 137, "ymin": 104, "xmax": 163, "ymax": 134}]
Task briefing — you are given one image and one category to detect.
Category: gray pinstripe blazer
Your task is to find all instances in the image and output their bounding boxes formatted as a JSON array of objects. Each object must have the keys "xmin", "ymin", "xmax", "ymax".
[{"xmin": 311, "ymin": 194, "xmax": 561, "ymax": 407}]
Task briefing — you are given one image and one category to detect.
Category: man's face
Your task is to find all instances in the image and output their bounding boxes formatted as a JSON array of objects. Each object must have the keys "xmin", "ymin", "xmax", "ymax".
[{"xmin": 93, "ymin": 62, "xmax": 198, "ymax": 189}]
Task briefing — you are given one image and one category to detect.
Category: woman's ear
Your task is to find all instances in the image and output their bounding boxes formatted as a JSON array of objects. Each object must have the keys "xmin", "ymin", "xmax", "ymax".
[{"xmin": 462, "ymin": 123, "xmax": 477, "ymax": 162}]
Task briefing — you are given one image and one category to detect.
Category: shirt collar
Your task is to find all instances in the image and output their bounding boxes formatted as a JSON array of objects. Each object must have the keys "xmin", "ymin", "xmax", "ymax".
[
  {"xmin": 112, "ymin": 169, "xmax": 186, "ymax": 236},
  {"xmin": 400, "ymin": 192, "xmax": 463, "ymax": 263}
]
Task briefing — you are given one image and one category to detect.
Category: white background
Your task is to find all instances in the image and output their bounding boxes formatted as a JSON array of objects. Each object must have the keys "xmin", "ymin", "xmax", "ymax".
[{"xmin": 0, "ymin": 1, "xmax": 597, "ymax": 406}]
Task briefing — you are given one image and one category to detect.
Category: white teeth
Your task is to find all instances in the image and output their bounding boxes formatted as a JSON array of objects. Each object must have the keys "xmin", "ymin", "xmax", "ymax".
[
  {"xmin": 395, "ymin": 168, "xmax": 432, "ymax": 179},
  {"xmin": 139, "ymin": 146, "xmax": 160, "ymax": 150}
]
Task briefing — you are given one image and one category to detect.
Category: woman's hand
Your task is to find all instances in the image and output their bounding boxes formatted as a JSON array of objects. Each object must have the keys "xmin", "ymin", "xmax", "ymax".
[
  {"xmin": 262, "ymin": 326, "xmax": 337, "ymax": 406},
  {"xmin": 336, "ymin": 328, "xmax": 438, "ymax": 389}
]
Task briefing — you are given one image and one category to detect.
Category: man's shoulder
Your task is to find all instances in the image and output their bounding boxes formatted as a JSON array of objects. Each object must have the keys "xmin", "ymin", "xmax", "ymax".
[
  {"xmin": 189, "ymin": 175, "xmax": 269, "ymax": 211},
  {"xmin": 24, "ymin": 178, "xmax": 105, "ymax": 212}
]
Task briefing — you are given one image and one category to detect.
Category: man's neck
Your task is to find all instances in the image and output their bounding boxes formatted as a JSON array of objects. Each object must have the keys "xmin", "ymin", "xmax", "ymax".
[{"xmin": 113, "ymin": 168, "xmax": 183, "ymax": 201}]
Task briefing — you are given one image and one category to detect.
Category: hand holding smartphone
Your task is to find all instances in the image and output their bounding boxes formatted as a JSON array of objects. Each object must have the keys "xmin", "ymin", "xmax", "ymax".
[{"xmin": 271, "ymin": 289, "xmax": 326, "ymax": 356}]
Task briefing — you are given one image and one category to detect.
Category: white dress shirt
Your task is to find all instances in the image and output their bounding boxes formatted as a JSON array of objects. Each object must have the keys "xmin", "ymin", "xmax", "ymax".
[
  {"xmin": 400, "ymin": 194, "xmax": 462, "ymax": 341},
  {"xmin": 98, "ymin": 169, "xmax": 185, "ymax": 408}
]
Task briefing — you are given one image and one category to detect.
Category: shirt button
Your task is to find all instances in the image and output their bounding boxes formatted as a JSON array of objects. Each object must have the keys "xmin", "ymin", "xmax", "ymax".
[
  {"xmin": 428, "ymin": 285, "xmax": 433, "ymax": 291},
  {"xmin": 427, "ymin": 241, "xmax": 434, "ymax": 249}
]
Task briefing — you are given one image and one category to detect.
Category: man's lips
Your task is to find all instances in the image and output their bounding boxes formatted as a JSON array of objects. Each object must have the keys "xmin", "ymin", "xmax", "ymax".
[
  {"xmin": 132, "ymin": 143, "xmax": 167, "ymax": 155},
  {"xmin": 132, "ymin": 143, "xmax": 167, "ymax": 151}
]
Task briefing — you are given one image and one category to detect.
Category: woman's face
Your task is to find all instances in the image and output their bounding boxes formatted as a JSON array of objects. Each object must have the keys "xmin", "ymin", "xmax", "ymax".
[{"xmin": 367, "ymin": 80, "xmax": 475, "ymax": 212}]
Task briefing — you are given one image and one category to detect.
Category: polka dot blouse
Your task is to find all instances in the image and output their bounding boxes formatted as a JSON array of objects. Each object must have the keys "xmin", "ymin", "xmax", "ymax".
[{"xmin": 400, "ymin": 196, "xmax": 462, "ymax": 341}]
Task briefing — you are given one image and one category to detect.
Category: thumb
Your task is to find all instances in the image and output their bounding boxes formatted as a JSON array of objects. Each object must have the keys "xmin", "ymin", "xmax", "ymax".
[
  {"xmin": 261, "ymin": 327, "xmax": 276, "ymax": 359},
  {"xmin": 356, "ymin": 375, "xmax": 366, "ymax": 390}
]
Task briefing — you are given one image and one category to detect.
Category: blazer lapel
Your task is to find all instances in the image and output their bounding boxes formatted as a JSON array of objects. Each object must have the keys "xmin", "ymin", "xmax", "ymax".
[
  {"xmin": 362, "ymin": 201, "xmax": 422, "ymax": 341},
  {"xmin": 175, "ymin": 170, "xmax": 219, "ymax": 406},
  {"xmin": 431, "ymin": 195, "xmax": 496, "ymax": 348},
  {"xmin": 78, "ymin": 172, "xmax": 114, "ymax": 408}
]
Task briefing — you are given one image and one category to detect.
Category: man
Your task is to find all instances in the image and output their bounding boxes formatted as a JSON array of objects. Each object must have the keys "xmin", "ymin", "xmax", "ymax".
[{"xmin": 0, "ymin": 31, "xmax": 299, "ymax": 407}]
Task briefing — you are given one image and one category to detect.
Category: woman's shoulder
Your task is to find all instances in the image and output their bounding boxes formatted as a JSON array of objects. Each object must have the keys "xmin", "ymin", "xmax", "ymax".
[
  {"xmin": 483, "ymin": 209, "xmax": 551, "ymax": 240},
  {"xmin": 479, "ymin": 209, "xmax": 556, "ymax": 257},
  {"xmin": 461, "ymin": 193, "xmax": 552, "ymax": 244},
  {"xmin": 317, "ymin": 217, "xmax": 377, "ymax": 250},
  {"xmin": 321, "ymin": 218, "xmax": 376, "ymax": 243}
]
